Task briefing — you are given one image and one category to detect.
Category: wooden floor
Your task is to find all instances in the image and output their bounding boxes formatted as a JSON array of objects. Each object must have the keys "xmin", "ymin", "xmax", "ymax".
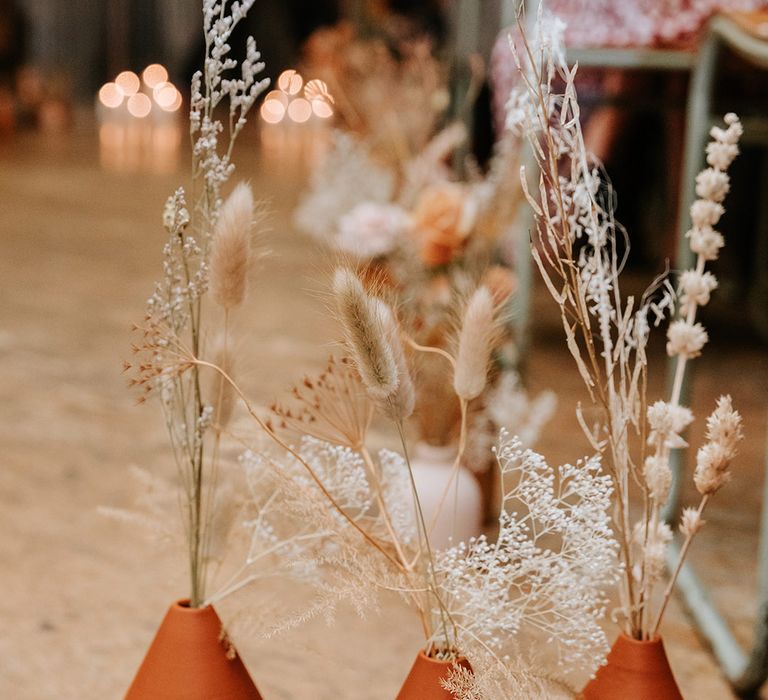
[{"xmin": 1, "ymin": 124, "xmax": 766, "ymax": 699}]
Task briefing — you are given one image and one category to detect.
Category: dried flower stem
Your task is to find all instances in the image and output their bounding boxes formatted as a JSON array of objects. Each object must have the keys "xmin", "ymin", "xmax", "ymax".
[
  {"xmin": 394, "ymin": 418, "xmax": 459, "ymax": 655},
  {"xmin": 650, "ymin": 495, "xmax": 709, "ymax": 637}
]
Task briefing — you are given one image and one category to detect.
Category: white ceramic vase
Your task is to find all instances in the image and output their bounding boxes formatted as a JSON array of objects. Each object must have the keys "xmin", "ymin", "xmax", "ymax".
[{"xmin": 410, "ymin": 442, "xmax": 483, "ymax": 549}]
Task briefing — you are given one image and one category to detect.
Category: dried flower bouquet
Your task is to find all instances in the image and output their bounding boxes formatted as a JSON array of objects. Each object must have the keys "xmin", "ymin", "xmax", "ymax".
[
  {"xmin": 175, "ymin": 265, "xmax": 619, "ymax": 697},
  {"xmin": 125, "ymin": 0, "xmax": 269, "ymax": 609},
  {"xmin": 507, "ymin": 12, "xmax": 745, "ymax": 641},
  {"xmin": 293, "ymin": 47, "xmax": 556, "ymax": 522}
]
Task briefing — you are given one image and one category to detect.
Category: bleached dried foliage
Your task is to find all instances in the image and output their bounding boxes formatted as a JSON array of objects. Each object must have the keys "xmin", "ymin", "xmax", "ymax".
[
  {"xmin": 436, "ymin": 431, "xmax": 617, "ymax": 678},
  {"xmin": 442, "ymin": 643, "xmax": 576, "ymax": 700},
  {"xmin": 206, "ymin": 437, "xmax": 414, "ymax": 616},
  {"xmin": 508, "ymin": 12, "xmax": 744, "ymax": 638},
  {"xmin": 125, "ymin": 0, "xmax": 268, "ymax": 608}
]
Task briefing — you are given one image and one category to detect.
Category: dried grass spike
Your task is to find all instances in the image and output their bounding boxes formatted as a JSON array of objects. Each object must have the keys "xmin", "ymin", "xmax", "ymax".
[
  {"xmin": 453, "ymin": 286, "xmax": 497, "ymax": 401},
  {"xmin": 211, "ymin": 182, "xmax": 255, "ymax": 309},
  {"xmin": 373, "ymin": 298, "xmax": 415, "ymax": 419},
  {"xmin": 333, "ymin": 267, "xmax": 398, "ymax": 402}
]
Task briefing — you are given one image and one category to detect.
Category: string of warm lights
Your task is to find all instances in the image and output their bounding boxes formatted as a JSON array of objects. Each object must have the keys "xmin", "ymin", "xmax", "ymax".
[{"xmin": 260, "ymin": 69, "xmax": 334, "ymax": 125}]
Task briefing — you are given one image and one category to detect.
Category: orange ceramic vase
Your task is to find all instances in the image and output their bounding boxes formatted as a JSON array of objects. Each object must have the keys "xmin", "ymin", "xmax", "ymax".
[
  {"xmin": 396, "ymin": 650, "xmax": 472, "ymax": 700},
  {"xmin": 581, "ymin": 633, "xmax": 683, "ymax": 700},
  {"xmin": 125, "ymin": 599, "xmax": 263, "ymax": 700}
]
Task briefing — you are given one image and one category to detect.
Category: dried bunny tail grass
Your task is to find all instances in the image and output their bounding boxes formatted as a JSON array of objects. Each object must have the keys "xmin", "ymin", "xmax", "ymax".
[
  {"xmin": 372, "ymin": 298, "xmax": 415, "ymax": 419},
  {"xmin": 333, "ymin": 267, "xmax": 399, "ymax": 402},
  {"xmin": 207, "ymin": 337, "xmax": 236, "ymax": 431},
  {"xmin": 453, "ymin": 286, "xmax": 500, "ymax": 401},
  {"xmin": 210, "ymin": 182, "xmax": 255, "ymax": 309}
]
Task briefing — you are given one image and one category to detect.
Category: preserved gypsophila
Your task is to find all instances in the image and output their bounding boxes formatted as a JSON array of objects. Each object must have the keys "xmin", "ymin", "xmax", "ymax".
[{"xmin": 435, "ymin": 431, "xmax": 618, "ymax": 677}]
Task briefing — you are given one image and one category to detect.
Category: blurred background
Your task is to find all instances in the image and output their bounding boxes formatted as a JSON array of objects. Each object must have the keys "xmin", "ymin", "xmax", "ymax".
[{"xmin": 1, "ymin": 1, "xmax": 767, "ymax": 698}]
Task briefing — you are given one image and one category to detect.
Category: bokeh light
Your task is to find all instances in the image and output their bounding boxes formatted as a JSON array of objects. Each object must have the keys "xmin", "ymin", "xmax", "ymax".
[
  {"xmin": 142, "ymin": 64, "xmax": 168, "ymax": 89},
  {"xmin": 127, "ymin": 93, "xmax": 152, "ymax": 118},
  {"xmin": 304, "ymin": 79, "xmax": 334, "ymax": 104},
  {"xmin": 311, "ymin": 99, "xmax": 333, "ymax": 119},
  {"xmin": 165, "ymin": 90, "xmax": 183, "ymax": 113},
  {"xmin": 260, "ymin": 98, "xmax": 286, "ymax": 124},
  {"xmin": 154, "ymin": 83, "xmax": 178, "ymax": 109},
  {"xmin": 98, "ymin": 83, "xmax": 124, "ymax": 109},
  {"xmin": 287, "ymin": 97, "xmax": 311, "ymax": 123},
  {"xmin": 115, "ymin": 71, "xmax": 140, "ymax": 96},
  {"xmin": 278, "ymin": 69, "xmax": 304, "ymax": 96}
]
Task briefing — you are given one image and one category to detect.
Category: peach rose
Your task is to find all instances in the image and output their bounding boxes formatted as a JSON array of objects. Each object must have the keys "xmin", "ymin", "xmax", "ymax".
[{"xmin": 410, "ymin": 183, "xmax": 475, "ymax": 267}]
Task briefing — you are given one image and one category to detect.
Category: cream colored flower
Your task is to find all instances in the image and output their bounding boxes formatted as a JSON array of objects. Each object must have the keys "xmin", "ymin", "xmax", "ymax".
[
  {"xmin": 706, "ymin": 141, "xmax": 739, "ymax": 171},
  {"xmin": 647, "ymin": 401, "xmax": 693, "ymax": 449},
  {"xmin": 686, "ymin": 226, "xmax": 724, "ymax": 261},
  {"xmin": 705, "ymin": 395, "xmax": 743, "ymax": 455},
  {"xmin": 695, "ymin": 168, "xmax": 730, "ymax": 203},
  {"xmin": 690, "ymin": 199, "xmax": 724, "ymax": 228},
  {"xmin": 679, "ymin": 270, "xmax": 718, "ymax": 314},
  {"xmin": 666, "ymin": 320, "xmax": 708, "ymax": 359},
  {"xmin": 709, "ymin": 113, "xmax": 743, "ymax": 146},
  {"xmin": 643, "ymin": 455, "xmax": 672, "ymax": 502},
  {"xmin": 694, "ymin": 442, "xmax": 733, "ymax": 495},
  {"xmin": 643, "ymin": 521, "xmax": 673, "ymax": 583},
  {"xmin": 679, "ymin": 507, "xmax": 704, "ymax": 538},
  {"xmin": 694, "ymin": 396, "xmax": 743, "ymax": 496}
]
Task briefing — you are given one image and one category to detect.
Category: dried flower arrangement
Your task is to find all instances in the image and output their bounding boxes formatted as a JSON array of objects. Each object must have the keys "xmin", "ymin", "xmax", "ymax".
[
  {"xmin": 112, "ymin": 8, "xmax": 626, "ymax": 697},
  {"xmin": 172, "ymin": 265, "xmax": 618, "ymax": 698},
  {"xmin": 293, "ymin": 36, "xmax": 555, "ymax": 524},
  {"xmin": 124, "ymin": 0, "xmax": 269, "ymax": 609},
  {"xmin": 506, "ymin": 12, "xmax": 745, "ymax": 642}
]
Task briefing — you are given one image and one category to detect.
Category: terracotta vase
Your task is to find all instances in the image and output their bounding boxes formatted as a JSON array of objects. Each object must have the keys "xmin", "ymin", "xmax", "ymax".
[
  {"xmin": 125, "ymin": 599, "xmax": 262, "ymax": 700},
  {"xmin": 581, "ymin": 633, "xmax": 683, "ymax": 700},
  {"xmin": 411, "ymin": 442, "xmax": 483, "ymax": 549},
  {"xmin": 396, "ymin": 650, "xmax": 472, "ymax": 699}
]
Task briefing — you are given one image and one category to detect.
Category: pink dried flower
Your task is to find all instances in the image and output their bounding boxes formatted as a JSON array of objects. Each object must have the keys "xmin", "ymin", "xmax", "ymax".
[{"xmin": 336, "ymin": 202, "xmax": 409, "ymax": 259}]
